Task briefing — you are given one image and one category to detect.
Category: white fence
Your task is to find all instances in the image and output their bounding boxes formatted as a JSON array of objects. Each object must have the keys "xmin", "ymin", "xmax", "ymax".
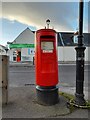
[{"xmin": 58, "ymin": 47, "xmax": 89, "ymax": 62}]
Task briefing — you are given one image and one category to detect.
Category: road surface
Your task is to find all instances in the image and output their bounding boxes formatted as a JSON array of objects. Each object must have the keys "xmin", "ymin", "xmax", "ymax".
[{"xmin": 8, "ymin": 64, "xmax": 89, "ymax": 100}]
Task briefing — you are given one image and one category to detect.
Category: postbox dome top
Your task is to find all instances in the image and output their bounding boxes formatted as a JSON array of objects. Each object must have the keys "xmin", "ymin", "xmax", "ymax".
[{"xmin": 36, "ymin": 28, "xmax": 56, "ymax": 33}]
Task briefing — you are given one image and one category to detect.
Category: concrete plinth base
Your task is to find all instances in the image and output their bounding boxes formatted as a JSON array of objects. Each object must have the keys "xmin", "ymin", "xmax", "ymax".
[{"xmin": 36, "ymin": 86, "xmax": 59, "ymax": 106}]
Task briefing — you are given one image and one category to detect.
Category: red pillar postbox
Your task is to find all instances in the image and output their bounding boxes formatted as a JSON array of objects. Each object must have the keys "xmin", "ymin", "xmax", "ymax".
[{"xmin": 35, "ymin": 26, "xmax": 59, "ymax": 105}]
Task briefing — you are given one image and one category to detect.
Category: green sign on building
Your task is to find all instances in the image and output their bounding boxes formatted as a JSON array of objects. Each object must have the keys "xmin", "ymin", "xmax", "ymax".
[{"xmin": 9, "ymin": 44, "xmax": 35, "ymax": 48}]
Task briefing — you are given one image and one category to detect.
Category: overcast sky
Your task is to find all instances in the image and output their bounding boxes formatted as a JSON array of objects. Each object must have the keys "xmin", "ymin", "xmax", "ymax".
[{"xmin": 0, "ymin": 1, "xmax": 89, "ymax": 46}]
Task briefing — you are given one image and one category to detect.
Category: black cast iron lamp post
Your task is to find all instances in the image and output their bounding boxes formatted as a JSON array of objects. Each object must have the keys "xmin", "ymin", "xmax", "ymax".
[{"xmin": 75, "ymin": 0, "xmax": 86, "ymax": 106}]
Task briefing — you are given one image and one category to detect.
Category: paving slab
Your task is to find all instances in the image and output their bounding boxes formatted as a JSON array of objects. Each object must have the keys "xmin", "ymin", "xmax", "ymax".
[{"xmin": 2, "ymin": 86, "xmax": 70, "ymax": 118}]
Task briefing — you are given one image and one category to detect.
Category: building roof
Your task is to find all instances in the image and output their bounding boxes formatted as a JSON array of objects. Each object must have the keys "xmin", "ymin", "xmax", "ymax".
[
  {"xmin": 8, "ymin": 27, "xmax": 90, "ymax": 47},
  {"xmin": 57, "ymin": 32, "xmax": 90, "ymax": 46},
  {"xmin": 12, "ymin": 27, "xmax": 34, "ymax": 44},
  {"xmin": 0, "ymin": 44, "xmax": 8, "ymax": 50},
  {"xmin": 0, "ymin": 44, "xmax": 8, "ymax": 54},
  {"xmin": 83, "ymin": 33, "xmax": 90, "ymax": 46}
]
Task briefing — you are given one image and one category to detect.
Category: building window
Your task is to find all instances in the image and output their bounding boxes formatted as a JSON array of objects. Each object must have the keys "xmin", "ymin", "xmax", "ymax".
[{"xmin": 28, "ymin": 48, "xmax": 35, "ymax": 55}]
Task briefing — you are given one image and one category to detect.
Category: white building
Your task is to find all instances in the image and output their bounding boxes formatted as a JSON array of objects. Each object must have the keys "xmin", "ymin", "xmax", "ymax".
[
  {"xmin": 0, "ymin": 45, "xmax": 8, "ymax": 55},
  {"xmin": 8, "ymin": 28, "xmax": 89, "ymax": 62},
  {"xmin": 8, "ymin": 28, "xmax": 35, "ymax": 62}
]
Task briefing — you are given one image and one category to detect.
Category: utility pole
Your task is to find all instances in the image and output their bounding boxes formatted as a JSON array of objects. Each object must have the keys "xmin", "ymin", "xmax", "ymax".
[{"xmin": 75, "ymin": 0, "xmax": 86, "ymax": 106}]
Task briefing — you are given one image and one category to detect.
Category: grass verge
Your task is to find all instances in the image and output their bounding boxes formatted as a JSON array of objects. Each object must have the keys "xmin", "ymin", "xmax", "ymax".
[{"xmin": 59, "ymin": 91, "xmax": 90, "ymax": 112}]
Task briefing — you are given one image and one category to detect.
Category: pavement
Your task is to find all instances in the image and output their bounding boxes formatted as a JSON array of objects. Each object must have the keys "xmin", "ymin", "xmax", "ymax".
[
  {"xmin": 2, "ymin": 86, "xmax": 70, "ymax": 118},
  {"xmin": 1, "ymin": 61, "xmax": 90, "ymax": 119},
  {"xmin": 9, "ymin": 61, "xmax": 90, "ymax": 67},
  {"xmin": 2, "ymin": 86, "xmax": 89, "ymax": 119},
  {"xmin": 9, "ymin": 61, "xmax": 34, "ymax": 67}
]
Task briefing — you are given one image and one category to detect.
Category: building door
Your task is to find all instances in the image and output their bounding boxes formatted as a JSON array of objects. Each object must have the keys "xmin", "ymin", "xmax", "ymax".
[{"xmin": 17, "ymin": 51, "xmax": 21, "ymax": 62}]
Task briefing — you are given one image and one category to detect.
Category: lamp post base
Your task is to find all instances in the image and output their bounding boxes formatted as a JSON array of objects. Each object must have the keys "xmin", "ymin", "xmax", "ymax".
[
  {"xmin": 75, "ymin": 93, "xmax": 86, "ymax": 106},
  {"xmin": 36, "ymin": 86, "xmax": 59, "ymax": 106}
]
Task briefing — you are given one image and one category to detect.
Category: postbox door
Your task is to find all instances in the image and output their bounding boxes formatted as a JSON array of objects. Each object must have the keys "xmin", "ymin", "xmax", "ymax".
[
  {"xmin": 39, "ymin": 39, "xmax": 58, "ymax": 86},
  {"xmin": 41, "ymin": 40, "xmax": 55, "ymax": 72}
]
